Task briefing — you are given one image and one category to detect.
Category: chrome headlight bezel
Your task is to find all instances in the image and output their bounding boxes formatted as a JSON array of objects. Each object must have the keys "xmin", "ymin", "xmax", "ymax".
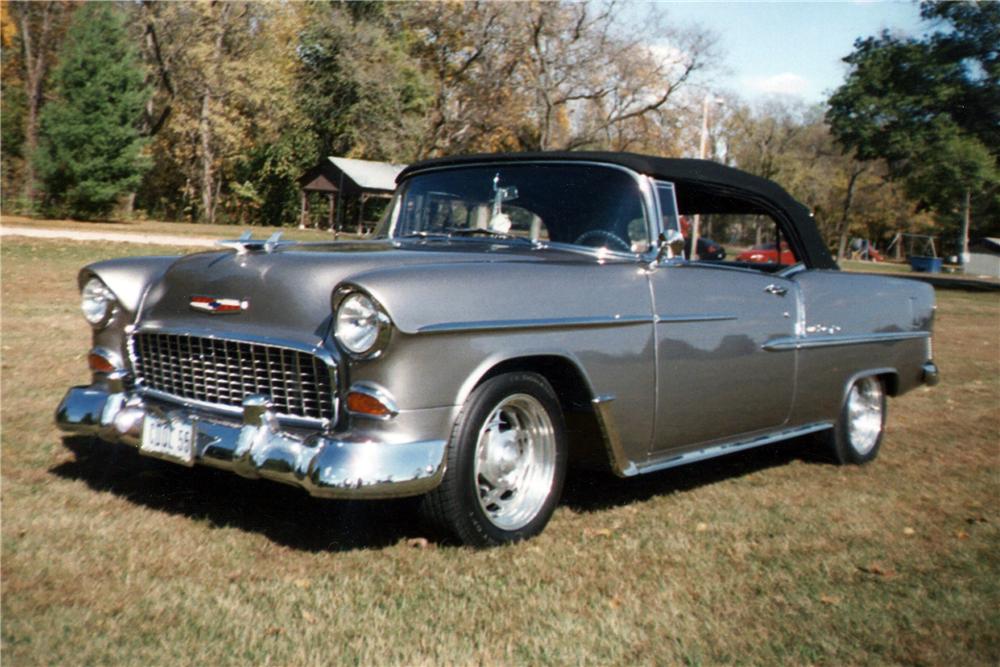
[
  {"xmin": 81, "ymin": 276, "xmax": 118, "ymax": 329},
  {"xmin": 332, "ymin": 286, "xmax": 392, "ymax": 359}
]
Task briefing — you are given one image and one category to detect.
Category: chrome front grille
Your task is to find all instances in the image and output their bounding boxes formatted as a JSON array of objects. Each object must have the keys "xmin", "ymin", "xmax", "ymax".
[{"xmin": 129, "ymin": 332, "xmax": 336, "ymax": 422}]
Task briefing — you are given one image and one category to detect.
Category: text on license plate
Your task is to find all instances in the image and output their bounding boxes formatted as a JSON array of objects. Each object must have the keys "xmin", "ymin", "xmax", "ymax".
[{"xmin": 140, "ymin": 415, "xmax": 195, "ymax": 465}]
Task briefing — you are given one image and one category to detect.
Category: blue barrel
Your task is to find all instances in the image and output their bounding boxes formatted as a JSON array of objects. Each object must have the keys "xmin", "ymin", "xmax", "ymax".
[{"xmin": 909, "ymin": 256, "xmax": 942, "ymax": 273}]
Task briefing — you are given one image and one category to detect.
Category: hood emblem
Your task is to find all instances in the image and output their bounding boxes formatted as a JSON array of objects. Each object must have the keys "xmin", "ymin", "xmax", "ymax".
[{"xmin": 190, "ymin": 296, "xmax": 249, "ymax": 314}]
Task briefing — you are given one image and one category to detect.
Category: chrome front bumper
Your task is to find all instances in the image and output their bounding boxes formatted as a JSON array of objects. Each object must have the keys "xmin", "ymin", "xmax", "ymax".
[{"xmin": 55, "ymin": 384, "xmax": 449, "ymax": 499}]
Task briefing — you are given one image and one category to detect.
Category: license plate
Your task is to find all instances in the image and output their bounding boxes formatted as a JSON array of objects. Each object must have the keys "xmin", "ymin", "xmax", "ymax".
[{"xmin": 140, "ymin": 414, "xmax": 195, "ymax": 466}]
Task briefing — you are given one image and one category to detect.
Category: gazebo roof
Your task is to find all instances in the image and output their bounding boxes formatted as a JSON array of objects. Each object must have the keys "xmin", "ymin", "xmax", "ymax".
[{"xmin": 325, "ymin": 157, "xmax": 406, "ymax": 192}]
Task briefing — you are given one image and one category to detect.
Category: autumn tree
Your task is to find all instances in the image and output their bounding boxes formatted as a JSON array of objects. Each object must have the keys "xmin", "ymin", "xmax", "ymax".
[
  {"xmin": 515, "ymin": 1, "xmax": 713, "ymax": 152},
  {"xmin": 136, "ymin": 2, "xmax": 313, "ymax": 224},
  {"xmin": 3, "ymin": 0, "xmax": 74, "ymax": 209},
  {"xmin": 393, "ymin": 2, "xmax": 529, "ymax": 157},
  {"xmin": 396, "ymin": 1, "xmax": 715, "ymax": 156},
  {"xmin": 35, "ymin": 2, "xmax": 150, "ymax": 218}
]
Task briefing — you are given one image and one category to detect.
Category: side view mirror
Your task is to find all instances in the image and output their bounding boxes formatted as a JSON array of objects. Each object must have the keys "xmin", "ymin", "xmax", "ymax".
[{"xmin": 652, "ymin": 229, "xmax": 686, "ymax": 266}]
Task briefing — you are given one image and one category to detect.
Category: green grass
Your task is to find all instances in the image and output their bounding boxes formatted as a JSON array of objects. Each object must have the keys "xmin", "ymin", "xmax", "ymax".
[
  {"xmin": 839, "ymin": 258, "xmax": 912, "ymax": 274},
  {"xmin": 2, "ymin": 237, "xmax": 998, "ymax": 665}
]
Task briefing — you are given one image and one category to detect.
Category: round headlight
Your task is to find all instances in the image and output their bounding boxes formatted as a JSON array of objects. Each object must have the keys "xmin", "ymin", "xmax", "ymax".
[
  {"xmin": 335, "ymin": 290, "xmax": 390, "ymax": 357},
  {"xmin": 81, "ymin": 277, "xmax": 116, "ymax": 327}
]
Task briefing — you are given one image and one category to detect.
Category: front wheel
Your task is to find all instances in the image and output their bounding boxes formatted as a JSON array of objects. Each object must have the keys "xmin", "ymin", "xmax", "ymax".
[
  {"xmin": 421, "ymin": 372, "xmax": 567, "ymax": 546},
  {"xmin": 820, "ymin": 375, "xmax": 887, "ymax": 465}
]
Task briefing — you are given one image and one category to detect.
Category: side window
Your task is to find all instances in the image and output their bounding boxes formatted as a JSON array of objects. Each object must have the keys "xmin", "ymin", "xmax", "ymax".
[
  {"xmin": 688, "ymin": 212, "xmax": 799, "ymax": 269},
  {"xmin": 667, "ymin": 182, "xmax": 802, "ymax": 271},
  {"xmin": 655, "ymin": 182, "xmax": 681, "ymax": 234}
]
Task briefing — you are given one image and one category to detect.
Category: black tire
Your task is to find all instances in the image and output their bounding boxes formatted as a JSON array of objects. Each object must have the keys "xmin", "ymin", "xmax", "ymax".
[
  {"xmin": 420, "ymin": 372, "xmax": 568, "ymax": 547},
  {"xmin": 819, "ymin": 375, "xmax": 887, "ymax": 465}
]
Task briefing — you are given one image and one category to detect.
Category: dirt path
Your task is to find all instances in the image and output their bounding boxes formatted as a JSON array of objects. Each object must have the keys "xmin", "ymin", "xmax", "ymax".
[{"xmin": 0, "ymin": 225, "xmax": 217, "ymax": 247}]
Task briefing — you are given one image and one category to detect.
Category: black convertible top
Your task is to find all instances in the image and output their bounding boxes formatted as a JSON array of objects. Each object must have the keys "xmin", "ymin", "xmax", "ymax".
[{"xmin": 399, "ymin": 152, "xmax": 838, "ymax": 270}]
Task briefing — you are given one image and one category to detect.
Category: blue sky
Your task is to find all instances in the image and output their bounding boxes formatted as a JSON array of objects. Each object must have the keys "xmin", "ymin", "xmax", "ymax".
[{"xmin": 654, "ymin": 1, "xmax": 927, "ymax": 103}]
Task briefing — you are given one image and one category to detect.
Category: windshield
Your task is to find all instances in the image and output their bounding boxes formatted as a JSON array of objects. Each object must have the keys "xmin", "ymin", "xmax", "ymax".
[{"xmin": 379, "ymin": 163, "xmax": 651, "ymax": 253}]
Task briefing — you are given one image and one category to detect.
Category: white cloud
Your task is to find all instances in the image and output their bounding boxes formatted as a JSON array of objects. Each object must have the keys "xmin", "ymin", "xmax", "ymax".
[
  {"xmin": 742, "ymin": 72, "xmax": 811, "ymax": 96},
  {"xmin": 647, "ymin": 42, "xmax": 688, "ymax": 67}
]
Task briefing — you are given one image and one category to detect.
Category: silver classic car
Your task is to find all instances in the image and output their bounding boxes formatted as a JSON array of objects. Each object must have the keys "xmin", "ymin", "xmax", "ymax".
[{"xmin": 56, "ymin": 153, "xmax": 939, "ymax": 546}]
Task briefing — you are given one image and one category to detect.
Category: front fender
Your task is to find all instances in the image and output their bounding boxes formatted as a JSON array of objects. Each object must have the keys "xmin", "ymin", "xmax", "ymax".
[{"xmin": 80, "ymin": 256, "xmax": 180, "ymax": 365}]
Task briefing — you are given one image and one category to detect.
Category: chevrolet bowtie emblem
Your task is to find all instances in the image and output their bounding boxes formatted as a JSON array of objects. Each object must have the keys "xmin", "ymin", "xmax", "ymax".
[{"xmin": 190, "ymin": 296, "xmax": 249, "ymax": 314}]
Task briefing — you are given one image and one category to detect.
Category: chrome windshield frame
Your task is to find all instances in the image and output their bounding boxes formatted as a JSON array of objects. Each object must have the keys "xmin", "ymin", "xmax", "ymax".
[{"xmin": 385, "ymin": 160, "xmax": 660, "ymax": 262}]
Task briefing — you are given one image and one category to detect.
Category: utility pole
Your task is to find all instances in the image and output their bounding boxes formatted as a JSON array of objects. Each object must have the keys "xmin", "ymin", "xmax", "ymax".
[
  {"xmin": 960, "ymin": 188, "xmax": 971, "ymax": 268},
  {"xmin": 691, "ymin": 94, "xmax": 723, "ymax": 260}
]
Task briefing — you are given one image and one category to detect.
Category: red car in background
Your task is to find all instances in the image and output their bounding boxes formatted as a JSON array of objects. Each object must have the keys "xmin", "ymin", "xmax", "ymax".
[{"xmin": 736, "ymin": 242, "xmax": 798, "ymax": 264}]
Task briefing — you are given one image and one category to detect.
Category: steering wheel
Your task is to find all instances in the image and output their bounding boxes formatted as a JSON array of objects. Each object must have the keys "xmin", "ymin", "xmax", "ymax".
[{"xmin": 573, "ymin": 229, "xmax": 631, "ymax": 253}]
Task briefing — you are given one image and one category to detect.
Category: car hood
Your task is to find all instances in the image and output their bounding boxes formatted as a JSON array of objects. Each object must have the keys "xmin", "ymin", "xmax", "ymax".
[{"xmin": 136, "ymin": 239, "xmax": 638, "ymax": 347}]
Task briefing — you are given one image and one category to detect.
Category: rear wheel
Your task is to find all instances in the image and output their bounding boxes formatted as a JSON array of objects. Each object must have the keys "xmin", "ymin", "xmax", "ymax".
[
  {"xmin": 821, "ymin": 375, "xmax": 887, "ymax": 465},
  {"xmin": 421, "ymin": 372, "xmax": 567, "ymax": 546}
]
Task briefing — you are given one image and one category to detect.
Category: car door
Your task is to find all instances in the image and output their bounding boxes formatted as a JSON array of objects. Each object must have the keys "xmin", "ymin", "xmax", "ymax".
[
  {"xmin": 648, "ymin": 264, "xmax": 797, "ymax": 453},
  {"xmin": 647, "ymin": 181, "xmax": 797, "ymax": 454}
]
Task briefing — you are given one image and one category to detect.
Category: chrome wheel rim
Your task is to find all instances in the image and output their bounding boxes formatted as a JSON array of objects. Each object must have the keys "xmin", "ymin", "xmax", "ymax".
[
  {"xmin": 473, "ymin": 393, "xmax": 557, "ymax": 531},
  {"xmin": 846, "ymin": 377, "xmax": 883, "ymax": 455}
]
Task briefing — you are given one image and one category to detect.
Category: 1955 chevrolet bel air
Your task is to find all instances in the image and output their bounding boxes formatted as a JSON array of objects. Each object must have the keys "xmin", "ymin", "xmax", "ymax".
[{"xmin": 56, "ymin": 152, "xmax": 939, "ymax": 546}]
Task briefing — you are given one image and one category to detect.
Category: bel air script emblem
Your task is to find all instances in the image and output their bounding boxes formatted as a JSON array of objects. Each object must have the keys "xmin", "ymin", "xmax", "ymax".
[{"xmin": 189, "ymin": 296, "xmax": 249, "ymax": 314}]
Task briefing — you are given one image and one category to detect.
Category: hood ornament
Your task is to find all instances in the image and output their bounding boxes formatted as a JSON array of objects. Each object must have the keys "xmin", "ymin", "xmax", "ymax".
[
  {"xmin": 190, "ymin": 296, "xmax": 249, "ymax": 314},
  {"xmin": 216, "ymin": 231, "xmax": 285, "ymax": 254}
]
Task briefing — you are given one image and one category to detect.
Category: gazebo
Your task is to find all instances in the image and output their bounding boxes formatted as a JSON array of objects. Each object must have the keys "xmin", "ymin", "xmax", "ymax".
[{"xmin": 298, "ymin": 156, "xmax": 406, "ymax": 236}]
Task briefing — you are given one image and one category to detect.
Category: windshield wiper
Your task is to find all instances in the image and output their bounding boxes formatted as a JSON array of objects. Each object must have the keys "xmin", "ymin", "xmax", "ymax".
[
  {"xmin": 446, "ymin": 227, "xmax": 511, "ymax": 238},
  {"xmin": 399, "ymin": 231, "xmax": 449, "ymax": 239},
  {"xmin": 445, "ymin": 228, "xmax": 534, "ymax": 243}
]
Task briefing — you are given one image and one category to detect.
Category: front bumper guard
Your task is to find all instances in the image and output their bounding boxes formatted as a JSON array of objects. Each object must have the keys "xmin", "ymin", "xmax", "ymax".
[{"xmin": 55, "ymin": 384, "xmax": 447, "ymax": 499}]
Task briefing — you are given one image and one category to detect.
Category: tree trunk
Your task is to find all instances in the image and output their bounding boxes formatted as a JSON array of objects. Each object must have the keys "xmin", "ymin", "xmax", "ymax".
[
  {"xmin": 836, "ymin": 164, "xmax": 866, "ymax": 262},
  {"xmin": 199, "ymin": 90, "xmax": 215, "ymax": 224},
  {"xmin": 198, "ymin": 2, "xmax": 229, "ymax": 224},
  {"xmin": 17, "ymin": 3, "xmax": 55, "ymax": 207}
]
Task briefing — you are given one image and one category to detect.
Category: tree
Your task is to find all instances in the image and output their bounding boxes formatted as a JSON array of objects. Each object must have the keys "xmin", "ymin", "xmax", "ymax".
[
  {"xmin": 827, "ymin": 1, "xmax": 1000, "ymax": 255},
  {"xmin": 720, "ymin": 98, "xmax": 928, "ymax": 258},
  {"xmin": 4, "ymin": 0, "xmax": 74, "ymax": 208},
  {"xmin": 297, "ymin": 3, "xmax": 429, "ymax": 162},
  {"xmin": 35, "ymin": 2, "xmax": 150, "ymax": 218},
  {"xmin": 514, "ymin": 1, "xmax": 713, "ymax": 152},
  {"xmin": 135, "ymin": 2, "xmax": 314, "ymax": 224},
  {"xmin": 392, "ymin": 2, "xmax": 529, "ymax": 157}
]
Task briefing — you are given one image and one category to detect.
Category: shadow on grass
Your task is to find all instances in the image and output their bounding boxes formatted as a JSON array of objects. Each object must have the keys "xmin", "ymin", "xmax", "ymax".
[
  {"xmin": 51, "ymin": 434, "xmax": 831, "ymax": 550},
  {"xmin": 561, "ymin": 435, "xmax": 831, "ymax": 513},
  {"xmin": 51, "ymin": 436, "xmax": 427, "ymax": 552}
]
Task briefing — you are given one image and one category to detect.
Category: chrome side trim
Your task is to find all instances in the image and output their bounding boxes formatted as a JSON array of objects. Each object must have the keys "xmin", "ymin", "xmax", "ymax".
[
  {"xmin": 655, "ymin": 313, "xmax": 737, "ymax": 324},
  {"xmin": 763, "ymin": 330, "xmax": 930, "ymax": 352},
  {"xmin": 416, "ymin": 314, "xmax": 653, "ymax": 335},
  {"xmin": 635, "ymin": 421, "xmax": 834, "ymax": 476},
  {"xmin": 591, "ymin": 395, "xmax": 637, "ymax": 477}
]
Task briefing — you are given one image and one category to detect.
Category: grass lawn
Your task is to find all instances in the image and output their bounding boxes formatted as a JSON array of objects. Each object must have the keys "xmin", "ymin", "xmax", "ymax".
[{"xmin": 2, "ymin": 237, "xmax": 998, "ymax": 665}]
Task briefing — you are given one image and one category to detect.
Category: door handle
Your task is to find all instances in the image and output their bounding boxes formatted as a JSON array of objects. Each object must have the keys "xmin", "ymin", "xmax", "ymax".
[{"xmin": 764, "ymin": 284, "xmax": 788, "ymax": 297}]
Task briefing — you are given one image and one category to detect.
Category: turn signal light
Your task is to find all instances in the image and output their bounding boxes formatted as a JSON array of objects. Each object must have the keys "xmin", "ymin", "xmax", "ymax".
[
  {"xmin": 347, "ymin": 391, "xmax": 393, "ymax": 418},
  {"xmin": 88, "ymin": 352, "xmax": 116, "ymax": 373}
]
